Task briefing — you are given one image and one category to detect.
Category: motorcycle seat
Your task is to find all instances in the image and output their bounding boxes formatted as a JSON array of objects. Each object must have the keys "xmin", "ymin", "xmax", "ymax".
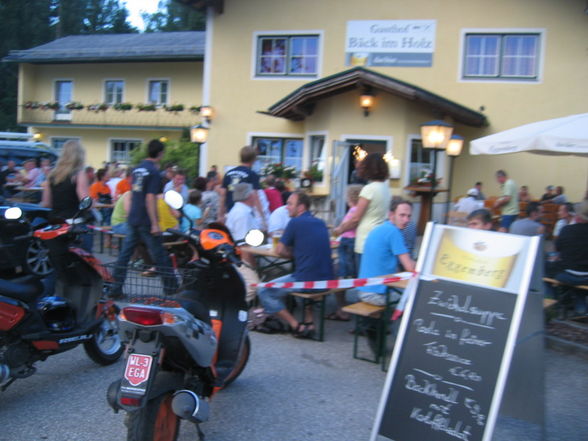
[
  {"xmin": 0, "ymin": 275, "xmax": 45, "ymax": 303},
  {"xmin": 176, "ymin": 291, "xmax": 211, "ymax": 325}
]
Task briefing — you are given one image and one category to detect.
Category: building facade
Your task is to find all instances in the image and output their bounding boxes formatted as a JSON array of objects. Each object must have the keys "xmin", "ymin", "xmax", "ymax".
[
  {"xmin": 5, "ymin": 32, "xmax": 205, "ymax": 167},
  {"xmin": 6, "ymin": 0, "xmax": 588, "ymax": 221}
]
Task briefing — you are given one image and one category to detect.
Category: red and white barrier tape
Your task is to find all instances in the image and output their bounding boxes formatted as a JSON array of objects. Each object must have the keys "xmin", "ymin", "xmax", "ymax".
[{"xmin": 251, "ymin": 272, "xmax": 414, "ymax": 290}]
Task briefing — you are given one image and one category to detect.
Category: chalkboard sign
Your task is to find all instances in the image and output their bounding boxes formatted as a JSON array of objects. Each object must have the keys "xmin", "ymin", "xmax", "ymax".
[
  {"xmin": 371, "ymin": 224, "xmax": 542, "ymax": 441},
  {"xmin": 378, "ymin": 279, "xmax": 516, "ymax": 441}
]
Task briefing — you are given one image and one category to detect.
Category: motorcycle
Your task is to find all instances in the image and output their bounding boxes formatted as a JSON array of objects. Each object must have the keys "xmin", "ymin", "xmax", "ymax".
[
  {"xmin": 107, "ymin": 190, "xmax": 264, "ymax": 441},
  {"xmin": 0, "ymin": 198, "xmax": 123, "ymax": 391}
]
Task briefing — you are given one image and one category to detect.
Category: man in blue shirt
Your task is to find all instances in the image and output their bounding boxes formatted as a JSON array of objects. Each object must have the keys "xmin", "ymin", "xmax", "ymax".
[
  {"xmin": 110, "ymin": 139, "xmax": 176, "ymax": 297},
  {"xmin": 258, "ymin": 191, "xmax": 334, "ymax": 339},
  {"xmin": 358, "ymin": 199, "xmax": 416, "ymax": 306}
]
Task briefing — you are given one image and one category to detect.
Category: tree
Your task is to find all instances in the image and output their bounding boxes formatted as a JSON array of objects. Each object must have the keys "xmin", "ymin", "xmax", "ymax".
[{"xmin": 143, "ymin": 0, "xmax": 205, "ymax": 32}]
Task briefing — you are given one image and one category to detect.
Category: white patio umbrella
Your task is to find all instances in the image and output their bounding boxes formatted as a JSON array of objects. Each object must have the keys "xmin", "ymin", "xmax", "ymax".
[{"xmin": 470, "ymin": 113, "xmax": 588, "ymax": 157}]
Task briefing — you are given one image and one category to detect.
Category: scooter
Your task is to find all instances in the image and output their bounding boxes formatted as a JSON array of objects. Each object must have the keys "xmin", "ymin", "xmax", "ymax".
[
  {"xmin": 107, "ymin": 190, "xmax": 263, "ymax": 441},
  {"xmin": 0, "ymin": 198, "xmax": 123, "ymax": 391}
]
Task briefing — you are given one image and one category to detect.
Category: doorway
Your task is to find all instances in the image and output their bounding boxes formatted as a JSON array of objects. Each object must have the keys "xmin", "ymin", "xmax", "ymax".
[{"xmin": 344, "ymin": 138, "xmax": 387, "ymax": 184}]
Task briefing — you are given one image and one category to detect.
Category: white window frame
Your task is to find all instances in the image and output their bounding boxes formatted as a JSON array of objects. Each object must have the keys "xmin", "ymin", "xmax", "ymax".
[
  {"xmin": 104, "ymin": 79, "xmax": 125, "ymax": 105},
  {"xmin": 54, "ymin": 79, "xmax": 74, "ymax": 121},
  {"xmin": 251, "ymin": 30, "xmax": 323, "ymax": 80},
  {"xmin": 458, "ymin": 28, "xmax": 545, "ymax": 84},
  {"xmin": 305, "ymin": 130, "xmax": 328, "ymax": 185},
  {"xmin": 403, "ymin": 134, "xmax": 447, "ymax": 188},
  {"xmin": 108, "ymin": 138, "xmax": 143, "ymax": 164},
  {"xmin": 49, "ymin": 136, "xmax": 81, "ymax": 156},
  {"xmin": 246, "ymin": 132, "xmax": 305, "ymax": 175},
  {"xmin": 146, "ymin": 78, "xmax": 170, "ymax": 106}
]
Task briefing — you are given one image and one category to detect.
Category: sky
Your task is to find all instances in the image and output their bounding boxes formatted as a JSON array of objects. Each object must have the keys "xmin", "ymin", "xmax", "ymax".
[{"xmin": 122, "ymin": 0, "xmax": 161, "ymax": 30}]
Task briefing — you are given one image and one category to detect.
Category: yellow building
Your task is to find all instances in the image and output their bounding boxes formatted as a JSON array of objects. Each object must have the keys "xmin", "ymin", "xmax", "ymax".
[
  {"xmin": 187, "ymin": 0, "xmax": 588, "ymax": 223},
  {"xmin": 5, "ymin": 32, "xmax": 205, "ymax": 168},
  {"xmin": 6, "ymin": 0, "xmax": 588, "ymax": 225}
]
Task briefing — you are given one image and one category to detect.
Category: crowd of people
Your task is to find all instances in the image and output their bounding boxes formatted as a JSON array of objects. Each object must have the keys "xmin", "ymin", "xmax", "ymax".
[{"xmin": 4, "ymin": 138, "xmax": 586, "ymax": 332}]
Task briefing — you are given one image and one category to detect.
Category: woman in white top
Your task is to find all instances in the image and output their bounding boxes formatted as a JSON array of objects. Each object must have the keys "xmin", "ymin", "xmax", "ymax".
[{"xmin": 333, "ymin": 152, "xmax": 390, "ymax": 267}]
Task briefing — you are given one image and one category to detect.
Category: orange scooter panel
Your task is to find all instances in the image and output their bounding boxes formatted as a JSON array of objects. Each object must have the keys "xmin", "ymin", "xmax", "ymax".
[{"xmin": 200, "ymin": 229, "xmax": 233, "ymax": 251}]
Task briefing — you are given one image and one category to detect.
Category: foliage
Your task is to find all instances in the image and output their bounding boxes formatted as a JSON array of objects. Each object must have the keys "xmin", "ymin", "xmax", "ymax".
[
  {"xmin": 261, "ymin": 163, "xmax": 298, "ymax": 179},
  {"xmin": 136, "ymin": 103, "xmax": 157, "ymax": 112},
  {"xmin": 164, "ymin": 104, "xmax": 185, "ymax": 112},
  {"xmin": 130, "ymin": 136, "xmax": 199, "ymax": 181},
  {"xmin": 65, "ymin": 101, "xmax": 84, "ymax": 110},
  {"xmin": 113, "ymin": 102, "xmax": 133, "ymax": 111},
  {"xmin": 86, "ymin": 103, "xmax": 109, "ymax": 112},
  {"xmin": 303, "ymin": 164, "xmax": 323, "ymax": 182},
  {"xmin": 142, "ymin": 0, "xmax": 205, "ymax": 33}
]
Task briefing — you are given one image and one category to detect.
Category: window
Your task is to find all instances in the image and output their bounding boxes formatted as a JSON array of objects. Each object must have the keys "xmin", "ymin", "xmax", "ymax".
[
  {"xmin": 111, "ymin": 139, "xmax": 141, "ymax": 164},
  {"xmin": 409, "ymin": 139, "xmax": 434, "ymax": 183},
  {"xmin": 463, "ymin": 33, "xmax": 541, "ymax": 80},
  {"xmin": 51, "ymin": 137, "xmax": 79, "ymax": 156},
  {"xmin": 256, "ymin": 35, "xmax": 319, "ymax": 77},
  {"xmin": 105, "ymin": 80, "xmax": 124, "ymax": 104},
  {"xmin": 148, "ymin": 80, "xmax": 168, "ymax": 105},
  {"xmin": 252, "ymin": 137, "xmax": 303, "ymax": 175},
  {"xmin": 54, "ymin": 80, "xmax": 72, "ymax": 119},
  {"xmin": 308, "ymin": 135, "xmax": 326, "ymax": 182}
]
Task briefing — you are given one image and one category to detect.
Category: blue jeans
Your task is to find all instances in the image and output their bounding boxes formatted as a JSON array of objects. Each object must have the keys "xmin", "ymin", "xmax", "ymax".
[
  {"xmin": 258, "ymin": 274, "xmax": 326, "ymax": 314},
  {"xmin": 338, "ymin": 237, "xmax": 357, "ymax": 278},
  {"xmin": 111, "ymin": 224, "xmax": 177, "ymax": 295},
  {"xmin": 501, "ymin": 214, "xmax": 518, "ymax": 230},
  {"xmin": 555, "ymin": 271, "xmax": 588, "ymax": 314}
]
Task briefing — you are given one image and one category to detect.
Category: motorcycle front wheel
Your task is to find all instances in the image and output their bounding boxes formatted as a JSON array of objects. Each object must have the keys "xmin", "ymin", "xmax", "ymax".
[
  {"xmin": 222, "ymin": 335, "xmax": 251, "ymax": 388},
  {"xmin": 83, "ymin": 315, "xmax": 123, "ymax": 365},
  {"xmin": 126, "ymin": 392, "xmax": 180, "ymax": 441}
]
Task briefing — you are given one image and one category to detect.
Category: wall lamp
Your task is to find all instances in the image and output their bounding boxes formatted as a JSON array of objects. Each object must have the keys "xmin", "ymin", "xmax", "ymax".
[
  {"xmin": 198, "ymin": 105, "xmax": 215, "ymax": 124},
  {"xmin": 383, "ymin": 152, "xmax": 402, "ymax": 179},
  {"xmin": 359, "ymin": 92, "xmax": 374, "ymax": 117}
]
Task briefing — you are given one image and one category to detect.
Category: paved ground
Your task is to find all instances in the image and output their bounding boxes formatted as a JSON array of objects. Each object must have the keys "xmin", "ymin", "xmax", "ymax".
[{"xmin": 1, "ymin": 304, "xmax": 587, "ymax": 441}]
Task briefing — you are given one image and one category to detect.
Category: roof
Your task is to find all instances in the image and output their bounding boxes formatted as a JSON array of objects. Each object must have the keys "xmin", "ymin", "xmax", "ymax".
[
  {"xmin": 266, "ymin": 67, "xmax": 488, "ymax": 127},
  {"xmin": 3, "ymin": 32, "xmax": 205, "ymax": 64}
]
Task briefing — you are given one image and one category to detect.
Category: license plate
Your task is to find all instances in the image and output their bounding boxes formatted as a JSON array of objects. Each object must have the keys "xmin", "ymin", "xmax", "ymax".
[{"xmin": 124, "ymin": 354, "xmax": 153, "ymax": 387}]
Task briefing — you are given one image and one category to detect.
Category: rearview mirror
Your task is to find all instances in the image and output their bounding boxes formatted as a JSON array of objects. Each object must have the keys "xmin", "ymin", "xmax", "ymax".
[
  {"xmin": 79, "ymin": 197, "xmax": 92, "ymax": 211},
  {"xmin": 244, "ymin": 229, "xmax": 265, "ymax": 247},
  {"xmin": 164, "ymin": 190, "xmax": 184, "ymax": 210}
]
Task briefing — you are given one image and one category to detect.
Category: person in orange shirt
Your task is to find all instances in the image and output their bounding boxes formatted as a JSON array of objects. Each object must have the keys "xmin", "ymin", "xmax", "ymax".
[
  {"xmin": 89, "ymin": 168, "xmax": 113, "ymax": 225},
  {"xmin": 115, "ymin": 168, "xmax": 132, "ymax": 201}
]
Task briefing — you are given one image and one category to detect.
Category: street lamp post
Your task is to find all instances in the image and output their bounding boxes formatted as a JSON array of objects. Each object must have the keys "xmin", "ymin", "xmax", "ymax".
[
  {"xmin": 420, "ymin": 120, "xmax": 454, "ymax": 221},
  {"xmin": 445, "ymin": 134, "xmax": 464, "ymax": 216},
  {"xmin": 190, "ymin": 123, "xmax": 209, "ymax": 176}
]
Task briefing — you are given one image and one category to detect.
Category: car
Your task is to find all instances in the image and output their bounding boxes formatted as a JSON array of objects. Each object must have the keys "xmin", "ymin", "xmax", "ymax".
[
  {"xmin": 0, "ymin": 132, "xmax": 58, "ymax": 166},
  {"xmin": 0, "ymin": 198, "xmax": 52, "ymax": 277}
]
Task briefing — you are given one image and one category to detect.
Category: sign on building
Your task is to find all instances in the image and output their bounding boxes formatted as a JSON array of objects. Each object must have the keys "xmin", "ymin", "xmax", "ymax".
[{"xmin": 345, "ymin": 20, "xmax": 436, "ymax": 67}]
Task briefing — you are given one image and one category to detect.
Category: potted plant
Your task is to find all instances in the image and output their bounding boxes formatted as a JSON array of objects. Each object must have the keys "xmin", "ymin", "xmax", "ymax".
[
  {"xmin": 261, "ymin": 162, "xmax": 298, "ymax": 180},
  {"xmin": 137, "ymin": 103, "xmax": 157, "ymax": 112},
  {"xmin": 304, "ymin": 164, "xmax": 323, "ymax": 182},
  {"xmin": 65, "ymin": 101, "xmax": 84, "ymax": 110},
  {"xmin": 40, "ymin": 102, "xmax": 60, "ymax": 111},
  {"xmin": 86, "ymin": 103, "xmax": 109, "ymax": 112},
  {"xmin": 24, "ymin": 101, "xmax": 41, "ymax": 110},
  {"xmin": 113, "ymin": 102, "xmax": 133, "ymax": 111},
  {"xmin": 164, "ymin": 104, "xmax": 184, "ymax": 112}
]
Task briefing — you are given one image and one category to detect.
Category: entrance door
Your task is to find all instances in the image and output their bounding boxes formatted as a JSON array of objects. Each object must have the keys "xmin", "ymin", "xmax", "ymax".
[{"xmin": 330, "ymin": 141, "xmax": 353, "ymax": 225}]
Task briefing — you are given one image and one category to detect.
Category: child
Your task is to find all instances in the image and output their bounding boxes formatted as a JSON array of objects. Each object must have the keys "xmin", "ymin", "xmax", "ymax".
[
  {"xmin": 327, "ymin": 184, "xmax": 363, "ymax": 321},
  {"xmin": 181, "ymin": 190, "xmax": 202, "ymax": 232}
]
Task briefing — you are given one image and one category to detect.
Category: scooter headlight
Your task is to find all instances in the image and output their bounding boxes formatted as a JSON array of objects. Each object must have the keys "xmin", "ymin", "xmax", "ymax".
[{"xmin": 4, "ymin": 207, "xmax": 23, "ymax": 220}]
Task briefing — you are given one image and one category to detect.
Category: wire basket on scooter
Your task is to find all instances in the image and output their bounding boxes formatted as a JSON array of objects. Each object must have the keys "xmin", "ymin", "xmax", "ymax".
[{"xmin": 102, "ymin": 262, "xmax": 198, "ymax": 305}]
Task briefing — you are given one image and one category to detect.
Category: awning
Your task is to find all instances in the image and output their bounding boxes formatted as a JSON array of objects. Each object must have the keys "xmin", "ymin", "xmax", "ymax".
[{"xmin": 265, "ymin": 67, "xmax": 487, "ymax": 127}]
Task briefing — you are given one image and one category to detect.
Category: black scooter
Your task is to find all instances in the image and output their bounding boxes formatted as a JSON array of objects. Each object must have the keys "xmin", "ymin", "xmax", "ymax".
[{"xmin": 107, "ymin": 190, "xmax": 263, "ymax": 441}]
